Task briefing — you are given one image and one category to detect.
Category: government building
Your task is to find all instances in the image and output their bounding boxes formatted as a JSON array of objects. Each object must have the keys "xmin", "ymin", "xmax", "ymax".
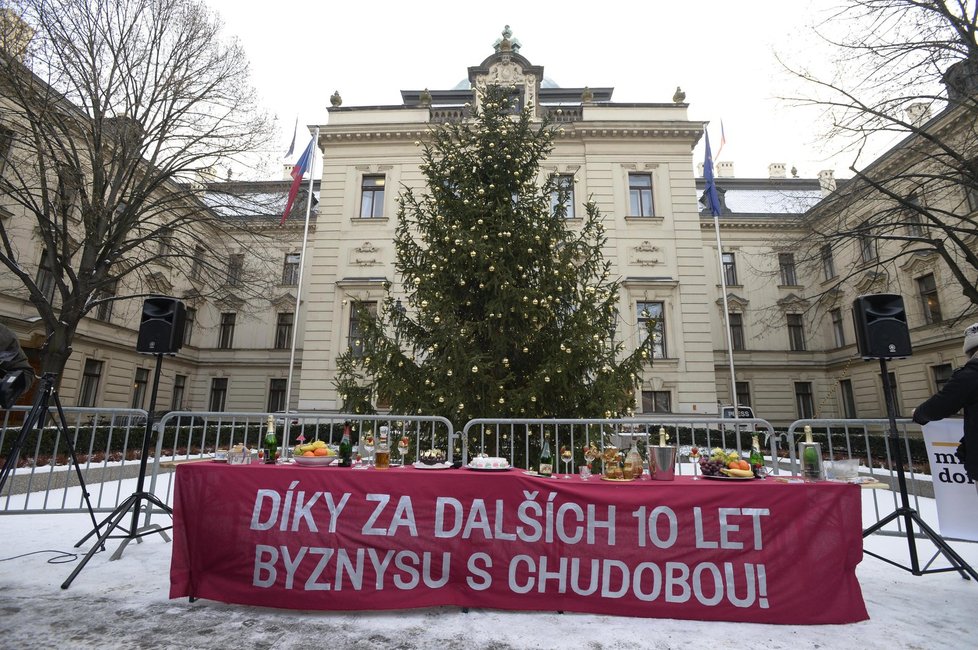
[{"xmin": 2, "ymin": 28, "xmax": 972, "ymax": 426}]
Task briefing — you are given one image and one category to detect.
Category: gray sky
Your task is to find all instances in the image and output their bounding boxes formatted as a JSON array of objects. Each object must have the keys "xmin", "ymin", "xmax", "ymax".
[{"xmin": 209, "ymin": 0, "xmax": 844, "ymax": 181}]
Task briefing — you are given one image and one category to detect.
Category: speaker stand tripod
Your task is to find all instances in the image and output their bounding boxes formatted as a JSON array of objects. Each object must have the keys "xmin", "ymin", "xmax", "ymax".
[
  {"xmin": 861, "ymin": 358, "xmax": 977, "ymax": 581},
  {"xmin": 0, "ymin": 373, "xmax": 100, "ymax": 534},
  {"xmin": 62, "ymin": 353, "xmax": 172, "ymax": 589}
]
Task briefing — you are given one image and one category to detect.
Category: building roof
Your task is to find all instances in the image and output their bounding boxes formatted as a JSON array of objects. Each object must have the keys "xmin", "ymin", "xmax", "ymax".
[{"xmin": 695, "ymin": 177, "xmax": 824, "ymax": 217}]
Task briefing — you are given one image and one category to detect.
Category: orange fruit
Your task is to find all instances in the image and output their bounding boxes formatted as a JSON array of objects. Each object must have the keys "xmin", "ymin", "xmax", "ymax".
[
  {"xmin": 313, "ymin": 447, "xmax": 329, "ymax": 456},
  {"xmin": 727, "ymin": 461, "xmax": 739, "ymax": 469},
  {"xmin": 302, "ymin": 450, "xmax": 315, "ymax": 457},
  {"xmin": 738, "ymin": 460, "xmax": 750, "ymax": 471}
]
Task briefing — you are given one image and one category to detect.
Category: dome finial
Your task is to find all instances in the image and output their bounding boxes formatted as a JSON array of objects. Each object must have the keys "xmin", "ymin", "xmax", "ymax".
[{"xmin": 493, "ymin": 25, "xmax": 521, "ymax": 53}]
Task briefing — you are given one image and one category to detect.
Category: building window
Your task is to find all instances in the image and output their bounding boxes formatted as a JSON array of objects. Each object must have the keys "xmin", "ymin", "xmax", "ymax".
[
  {"xmin": 795, "ymin": 382, "xmax": 814, "ymax": 419},
  {"xmin": 964, "ymin": 167, "xmax": 978, "ymax": 212},
  {"xmin": 905, "ymin": 195, "xmax": 924, "ymax": 236},
  {"xmin": 36, "ymin": 248, "xmax": 56, "ymax": 302},
  {"xmin": 627, "ymin": 173, "xmax": 654, "ymax": 217},
  {"xmin": 839, "ymin": 379, "xmax": 857, "ymax": 418},
  {"xmin": 735, "ymin": 381, "xmax": 752, "ymax": 408},
  {"xmin": 787, "ymin": 313, "xmax": 806, "ymax": 351},
  {"xmin": 933, "ymin": 363, "xmax": 953, "ymax": 392},
  {"xmin": 348, "ymin": 301, "xmax": 378, "ymax": 357},
  {"xmin": 94, "ymin": 280, "xmax": 117, "ymax": 322},
  {"xmin": 550, "ymin": 174, "xmax": 575, "ymax": 218},
  {"xmin": 830, "ymin": 308, "xmax": 846, "ymax": 348},
  {"xmin": 131, "ymin": 368, "xmax": 149, "ymax": 409},
  {"xmin": 721, "ymin": 252, "xmax": 738, "ymax": 286},
  {"xmin": 282, "ymin": 253, "xmax": 300, "ymax": 286},
  {"xmin": 183, "ymin": 307, "xmax": 196, "ymax": 346},
  {"xmin": 268, "ymin": 378, "xmax": 287, "ymax": 412},
  {"xmin": 209, "ymin": 378, "xmax": 228, "ymax": 412},
  {"xmin": 637, "ymin": 301, "xmax": 665, "ymax": 358},
  {"xmin": 728, "ymin": 312, "xmax": 745, "ymax": 351},
  {"xmin": 0, "ymin": 125, "xmax": 13, "ymax": 175},
  {"xmin": 171, "ymin": 374, "xmax": 187, "ymax": 411},
  {"xmin": 226, "ymin": 253, "xmax": 244, "ymax": 286},
  {"xmin": 917, "ymin": 273, "xmax": 942, "ymax": 324},
  {"xmin": 190, "ymin": 245, "xmax": 205, "ymax": 281},
  {"xmin": 157, "ymin": 227, "xmax": 173, "ymax": 257},
  {"xmin": 274, "ymin": 312, "xmax": 294, "ymax": 350},
  {"xmin": 78, "ymin": 359, "xmax": 103, "ymax": 407},
  {"xmin": 56, "ymin": 163, "xmax": 81, "ymax": 218},
  {"xmin": 360, "ymin": 175, "xmax": 385, "ymax": 218},
  {"xmin": 778, "ymin": 253, "xmax": 798, "ymax": 286},
  {"xmin": 880, "ymin": 372, "xmax": 901, "ymax": 416},
  {"xmin": 821, "ymin": 244, "xmax": 836, "ymax": 280},
  {"xmin": 218, "ymin": 312, "xmax": 236, "ymax": 349},
  {"xmin": 642, "ymin": 390, "xmax": 671, "ymax": 413},
  {"xmin": 858, "ymin": 221, "xmax": 876, "ymax": 262}
]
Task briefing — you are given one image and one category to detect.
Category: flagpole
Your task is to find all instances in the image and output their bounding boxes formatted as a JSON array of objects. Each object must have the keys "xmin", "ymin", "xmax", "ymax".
[
  {"xmin": 284, "ymin": 126, "xmax": 319, "ymax": 417},
  {"xmin": 703, "ymin": 127, "xmax": 740, "ymax": 428}
]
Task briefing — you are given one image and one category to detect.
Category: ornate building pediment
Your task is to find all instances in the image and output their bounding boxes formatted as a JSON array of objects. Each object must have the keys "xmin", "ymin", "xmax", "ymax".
[
  {"xmin": 469, "ymin": 27, "xmax": 544, "ymax": 116},
  {"xmin": 717, "ymin": 292, "xmax": 750, "ymax": 310},
  {"xmin": 818, "ymin": 287, "xmax": 845, "ymax": 308},
  {"xmin": 898, "ymin": 250, "xmax": 939, "ymax": 274},
  {"xmin": 217, "ymin": 292, "xmax": 245, "ymax": 310},
  {"xmin": 630, "ymin": 240, "xmax": 661, "ymax": 267},
  {"xmin": 146, "ymin": 271, "xmax": 172, "ymax": 295},
  {"xmin": 777, "ymin": 292, "xmax": 810, "ymax": 310},
  {"xmin": 854, "ymin": 270, "xmax": 888, "ymax": 293},
  {"xmin": 271, "ymin": 293, "xmax": 296, "ymax": 310}
]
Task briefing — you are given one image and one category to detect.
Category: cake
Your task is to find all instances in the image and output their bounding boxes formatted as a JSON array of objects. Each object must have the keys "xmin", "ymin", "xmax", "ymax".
[
  {"xmin": 468, "ymin": 455, "xmax": 510, "ymax": 469},
  {"xmin": 418, "ymin": 448, "xmax": 446, "ymax": 465}
]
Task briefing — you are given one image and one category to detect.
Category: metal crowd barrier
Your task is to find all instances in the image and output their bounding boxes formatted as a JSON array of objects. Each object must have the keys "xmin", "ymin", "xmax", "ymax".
[
  {"xmin": 0, "ymin": 405, "xmax": 149, "ymax": 515},
  {"xmin": 457, "ymin": 417, "xmax": 779, "ymax": 473}
]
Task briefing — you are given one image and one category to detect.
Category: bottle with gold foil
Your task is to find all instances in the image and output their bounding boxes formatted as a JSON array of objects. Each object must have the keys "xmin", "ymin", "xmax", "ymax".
[
  {"xmin": 539, "ymin": 438, "xmax": 553, "ymax": 477},
  {"xmin": 263, "ymin": 415, "xmax": 278, "ymax": 464}
]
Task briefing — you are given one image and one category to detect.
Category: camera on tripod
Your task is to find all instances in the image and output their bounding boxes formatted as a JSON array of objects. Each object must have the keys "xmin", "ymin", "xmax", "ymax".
[{"xmin": 0, "ymin": 369, "xmax": 32, "ymax": 409}]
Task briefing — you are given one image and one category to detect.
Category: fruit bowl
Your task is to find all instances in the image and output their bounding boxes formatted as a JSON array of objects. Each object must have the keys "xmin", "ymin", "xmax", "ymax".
[{"xmin": 293, "ymin": 455, "xmax": 338, "ymax": 467}]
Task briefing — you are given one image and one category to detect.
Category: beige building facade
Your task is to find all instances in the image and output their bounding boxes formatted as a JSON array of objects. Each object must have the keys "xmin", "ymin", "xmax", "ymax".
[{"xmin": 3, "ymin": 34, "xmax": 973, "ymax": 426}]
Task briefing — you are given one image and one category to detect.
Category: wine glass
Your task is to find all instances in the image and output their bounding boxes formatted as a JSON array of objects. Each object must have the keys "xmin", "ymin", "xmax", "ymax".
[
  {"xmin": 584, "ymin": 443, "xmax": 598, "ymax": 474},
  {"xmin": 397, "ymin": 435, "xmax": 410, "ymax": 467},
  {"xmin": 689, "ymin": 446, "xmax": 701, "ymax": 480},
  {"xmin": 560, "ymin": 446, "xmax": 573, "ymax": 479},
  {"xmin": 363, "ymin": 433, "xmax": 375, "ymax": 468}
]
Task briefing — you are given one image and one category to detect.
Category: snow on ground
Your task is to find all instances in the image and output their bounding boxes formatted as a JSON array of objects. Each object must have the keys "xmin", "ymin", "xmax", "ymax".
[{"xmin": 0, "ymin": 481, "xmax": 976, "ymax": 650}]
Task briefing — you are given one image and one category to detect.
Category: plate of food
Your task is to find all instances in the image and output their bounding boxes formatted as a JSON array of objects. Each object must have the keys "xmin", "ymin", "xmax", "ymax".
[
  {"xmin": 702, "ymin": 473, "xmax": 756, "ymax": 481},
  {"xmin": 601, "ymin": 476, "xmax": 637, "ymax": 482},
  {"xmin": 293, "ymin": 455, "xmax": 338, "ymax": 467},
  {"xmin": 467, "ymin": 456, "xmax": 511, "ymax": 471},
  {"xmin": 413, "ymin": 462, "xmax": 452, "ymax": 470}
]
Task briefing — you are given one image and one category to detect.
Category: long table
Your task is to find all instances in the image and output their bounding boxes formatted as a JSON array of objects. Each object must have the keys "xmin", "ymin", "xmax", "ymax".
[{"xmin": 169, "ymin": 463, "xmax": 868, "ymax": 624}]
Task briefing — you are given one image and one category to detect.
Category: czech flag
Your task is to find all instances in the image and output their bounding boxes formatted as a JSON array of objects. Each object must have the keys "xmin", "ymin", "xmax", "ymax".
[{"xmin": 280, "ymin": 136, "xmax": 315, "ymax": 225}]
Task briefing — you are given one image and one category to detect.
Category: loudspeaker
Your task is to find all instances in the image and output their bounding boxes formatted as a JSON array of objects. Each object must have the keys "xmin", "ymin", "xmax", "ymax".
[
  {"xmin": 136, "ymin": 297, "xmax": 186, "ymax": 354},
  {"xmin": 852, "ymin": 293, "xmax": 912, "ymax": 359}
]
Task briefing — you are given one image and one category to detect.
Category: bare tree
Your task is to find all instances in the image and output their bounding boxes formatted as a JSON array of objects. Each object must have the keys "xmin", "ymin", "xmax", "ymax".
[
  {"xmin": 0, "ymin": 0, "xmax": 277, "ymax": 377},
  {"xmin": 780, "ymin": 0, "xmax": 978, "ymax": 320}
]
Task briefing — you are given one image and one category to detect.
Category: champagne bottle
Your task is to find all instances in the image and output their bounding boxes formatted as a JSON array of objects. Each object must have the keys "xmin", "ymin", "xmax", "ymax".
[
  {"xmin": 749, "ymin": 434, "xmax": 764, "ymax": 477},
  {"xmin": 625, "ymin": 439, "xmax": 643, "ymax": 480},
  {"xmin": 658, "ymin": 427, "xmax": 669, "ymax": 447},
  {"xmin": 263, "ymin": 415, "xmax": 278, "ymax": 464},
  {"xmin": 339, "ymin": 421, "xmax": 353, "ymax": 467},
  {"xmin": 539, "ymin": 438, "xmax": 553, "ymax": 477},
  {"xmin": 375, "ymin": 426, "xmax": 391, "ymax": 469}
]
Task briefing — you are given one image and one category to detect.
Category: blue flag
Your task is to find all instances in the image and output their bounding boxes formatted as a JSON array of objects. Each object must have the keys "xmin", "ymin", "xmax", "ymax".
[{"xmin": 703, "ymin": 129, "xmax": 722, "ymax": 217}]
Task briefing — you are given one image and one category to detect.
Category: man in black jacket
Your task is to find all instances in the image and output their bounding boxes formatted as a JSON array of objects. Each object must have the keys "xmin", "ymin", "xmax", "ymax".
[
  {"xmin": 0, "ymin": 323, "xmax": 35, "ymax": 409},
  {"xmin": 912, "ymin": 322, "xmax": 978, "ymax": 486}
]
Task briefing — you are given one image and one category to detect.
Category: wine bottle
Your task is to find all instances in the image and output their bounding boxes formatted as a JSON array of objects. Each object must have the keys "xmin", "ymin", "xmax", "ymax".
[
  {"xmin": 339, "ymin": 421, "xmax": 353, "ymax": 467},
  {"xmin": 625, "ymin": 439, "xmax": 643, "ymax": 480},
  {"xmin": 749, "ymin": 434, "xmax": 764, "ymax": 477},
  {"xmin": 539, "ymin": 438, "xmax": 553, "ymax": 477},
  {"xmin": 263, "ymin": 415, "xmax": 278, "ymax": 465}
]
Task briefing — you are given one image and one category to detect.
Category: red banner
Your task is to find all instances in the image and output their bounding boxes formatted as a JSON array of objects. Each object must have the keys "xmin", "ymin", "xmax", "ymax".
[{"xmin": 170, "ymin": 465, "xmax": 867, "ymax": 624}]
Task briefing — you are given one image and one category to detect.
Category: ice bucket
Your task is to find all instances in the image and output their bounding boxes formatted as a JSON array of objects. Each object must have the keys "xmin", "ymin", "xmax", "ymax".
[{"xmin": 649, "ymin": 445, "xmax": 677, "ymax": 481}]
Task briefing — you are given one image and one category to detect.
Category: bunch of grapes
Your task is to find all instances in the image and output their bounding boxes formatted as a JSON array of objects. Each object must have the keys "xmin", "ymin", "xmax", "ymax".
[{"xmin": 699, "ymin": 448, "xmax": 740, "ymax": 476}]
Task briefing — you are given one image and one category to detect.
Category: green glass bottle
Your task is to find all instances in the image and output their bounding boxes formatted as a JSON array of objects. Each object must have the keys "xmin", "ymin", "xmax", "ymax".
[
  {"xmin": 339, "ymin": 421, "xmax": 353, "ymax": 467},
  {"xmin": 263, "ymin": 415, "xmax": 278, "ymax": 464},
  {"xmin": 749, "ymin": 434, "xmax": 764, "ymax": 477},
  {"xmin": 539, "ymin": 438, "xmax": 553, "ymax": 477}
]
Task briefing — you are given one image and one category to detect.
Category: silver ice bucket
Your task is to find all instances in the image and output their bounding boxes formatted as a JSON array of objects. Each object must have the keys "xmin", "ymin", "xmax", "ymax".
[{"xmin": 649, "ymin": 445, "xmax": 677, "ymax": 481}]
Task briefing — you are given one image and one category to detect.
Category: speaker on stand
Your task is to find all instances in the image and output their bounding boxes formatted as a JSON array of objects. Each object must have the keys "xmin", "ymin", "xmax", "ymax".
[
  {"xmin": 63, "ymin": 296, "xmax": 187, "ymax": 588},
  {"xmin": 851, "ymin": 293, "xmax": 976, "ymax": 581}
]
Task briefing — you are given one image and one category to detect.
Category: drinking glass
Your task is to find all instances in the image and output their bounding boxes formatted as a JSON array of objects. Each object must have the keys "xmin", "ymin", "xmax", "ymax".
[
  {"xmin": 397, "ymin": 437, "xmax": 410, "ymax": 467},
  {"xmin": 363, "ymin": 434, "xmax": 375, "ymax": 468},
  {"xmin": 584, "ymin": 444, "xmax": 598, "ymax": 473},
  {"xmin": 689, "ymin": 446, "xmax": 701, "ymax": 480},
  {"xmin": 560, "ymin": 446, "xmax": 573, "ymax": 479},
  {"xmin": 578, "ymin": 465, "xmax": 591, "ymax": 481}
]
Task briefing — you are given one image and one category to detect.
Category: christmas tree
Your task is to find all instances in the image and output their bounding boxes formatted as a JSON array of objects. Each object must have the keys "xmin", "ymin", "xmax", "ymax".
[{"xmin": 335, "ymin": 85, "xmax": 655, "ymax": 422}]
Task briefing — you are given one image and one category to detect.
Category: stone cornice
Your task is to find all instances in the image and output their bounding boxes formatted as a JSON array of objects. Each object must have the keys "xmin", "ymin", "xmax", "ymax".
[{"xmin": 320, "ymin": 122, "xmax": 703, "ymax": 144}]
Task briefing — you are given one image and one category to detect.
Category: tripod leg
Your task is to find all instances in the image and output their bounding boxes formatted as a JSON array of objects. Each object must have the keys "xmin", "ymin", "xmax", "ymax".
[
  {"xmin": 61, "ymin": 493, "xmax": 142, "ymax": 589},
  {"xmin": 50, "ymin": 391, "xmax": 101, "ymax": 537},
  {"xmin": 907, "ymin": 511, "xmax": 978, "ymax": 581},
  {"xmin": 108, "ymin": 492, "xmax": 172, "ymax": 560},
  {"xmin": 0, "ymin": 381, "xmax": 52, "ymax": 496}
]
